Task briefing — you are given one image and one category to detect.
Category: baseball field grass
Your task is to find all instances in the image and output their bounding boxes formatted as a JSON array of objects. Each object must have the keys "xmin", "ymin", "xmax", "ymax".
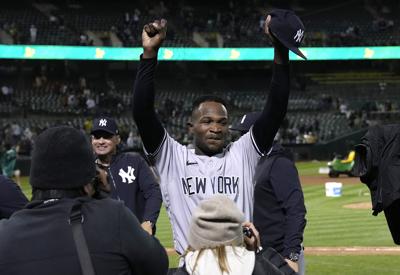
[{"xmin": 18, "ymin": 161, "xmax": 400, "ymax": 274}]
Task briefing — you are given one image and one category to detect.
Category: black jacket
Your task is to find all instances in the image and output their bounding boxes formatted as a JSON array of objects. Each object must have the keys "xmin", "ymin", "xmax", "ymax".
[
  {"xmin": 106, "ymin": 152, "xmax": 162, "ymax": 224},
  {"xmin": 354, "ymin": 124, "xmax": 400, "ymax": 214},
  {"xmin": 0, "ymin": 175, "xmax": 28, "ymax": 219},
  {"xmin": 0, "ymin": 197, "xmax": 168, "ymax": 275},
  {"xmin": 354, "ymin": 124, "xmax": 400, "ymax": 244},
  {"xmin": 253, "ymin": 144, "xmax": 306, "ymax": 258}
]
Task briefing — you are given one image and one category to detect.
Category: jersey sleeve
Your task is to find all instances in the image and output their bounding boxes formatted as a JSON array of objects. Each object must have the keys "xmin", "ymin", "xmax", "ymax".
[
  {"xmin": 252, "ymin": 63, "xmax": 290, "ymax": 154},
  {"xmin": 132, "ymin": 56, "xmax": 166, "ymax": 154}
]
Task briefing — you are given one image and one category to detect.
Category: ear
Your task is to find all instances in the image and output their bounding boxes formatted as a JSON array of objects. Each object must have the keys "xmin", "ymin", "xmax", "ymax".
[{"xmin": 116, "ymin": 135, "xmax": 121, "ymax": 145}]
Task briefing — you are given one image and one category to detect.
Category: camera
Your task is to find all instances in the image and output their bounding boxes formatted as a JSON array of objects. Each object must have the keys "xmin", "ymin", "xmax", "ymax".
[{"xmin": 243, "ymin": 226, "xmax": 253, "ymax": 238}]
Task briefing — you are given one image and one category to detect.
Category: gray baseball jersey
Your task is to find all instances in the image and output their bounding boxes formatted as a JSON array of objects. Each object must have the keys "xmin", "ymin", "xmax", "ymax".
[{"xmin": 146, "ymin": 129, "xmax": 262, "ymax": 254}]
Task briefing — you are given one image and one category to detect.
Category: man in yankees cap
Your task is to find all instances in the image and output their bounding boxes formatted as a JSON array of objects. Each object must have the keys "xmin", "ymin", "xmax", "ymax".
[
  {"xmin": 91, "ymin": 116, "xmax": 162, "ymax": 235},
  {"xmin": 133, "ymin": 10, "xmax": 306, "ymax": 255}
]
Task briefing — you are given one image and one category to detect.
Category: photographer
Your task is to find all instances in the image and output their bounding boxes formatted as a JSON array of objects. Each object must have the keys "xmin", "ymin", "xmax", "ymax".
[
  {"xmin": 90, "ymin": 116, "xmax": 162, "ymax": 235},
  {"xmin": 0, "ymin": 126, "xmax": 168, "ymax": 275}
]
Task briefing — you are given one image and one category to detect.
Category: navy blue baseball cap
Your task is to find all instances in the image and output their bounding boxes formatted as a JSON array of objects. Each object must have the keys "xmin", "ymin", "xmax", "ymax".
[
  {"xmin": 230, "ymin": 112, "xmax": 261, "ymax": 133},
  {"xmin": 91, "ymin": 117, "xmax": 119, "ymax": 135},
  {"xmin": 269, "ymin": 9, "xmax": 307, "ymax": 60}
]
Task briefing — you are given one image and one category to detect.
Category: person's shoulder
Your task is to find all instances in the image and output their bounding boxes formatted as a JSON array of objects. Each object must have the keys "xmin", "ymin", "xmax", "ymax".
[
  {"xmin": 87, "ymin": 198, "xmax": 127, "ymax": 219},
  {"xmin": 0, "ymin": 175, "xmax": 14, "ymax": 187},
  {"xmin": 116, "ymin": 151, "xmax": 146, "ymax": 162},
  {"xmin": 227, "ymin": 132, "xmax": 252, "ymax": 150},
  {"xmin": 122, "ymin": 151, "xmax": 141, "ymax": 158},
  {"xmin": 0, "ymin": 176, "xmax": 21, "ymax": 195},
  {"xmin": 272, "ymin": 155, "xmax": 294, "ymax": 169},
  {"xmin": 86, "ymin": 198, "xmax": 125, "ymax": 216},
  {"xmin": 92, "ymin": 197, "xmax": 124, "ymax": 207}
]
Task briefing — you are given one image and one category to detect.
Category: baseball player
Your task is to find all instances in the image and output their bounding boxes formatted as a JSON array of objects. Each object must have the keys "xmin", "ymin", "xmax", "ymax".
[
  {"xmin": 91, "ymin": 116, "xmax": 162, "ymax": 235},
  {"xmin": 133, "ymin": 11, "xmax": 305, "ymax": 254}
]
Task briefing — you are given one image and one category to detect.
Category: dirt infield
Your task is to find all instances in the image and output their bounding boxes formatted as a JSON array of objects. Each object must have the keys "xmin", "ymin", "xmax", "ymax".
[
  {"xmin": 343, "ymin": 202, "xmax": 372, "ymax": 209},
  {"xmin": 304, "ymin": 246, "xmax": 400, "ymax": 255},
  {"xmin": 300, "ymin": 175, "xmax": 361, "ymax": 186}
]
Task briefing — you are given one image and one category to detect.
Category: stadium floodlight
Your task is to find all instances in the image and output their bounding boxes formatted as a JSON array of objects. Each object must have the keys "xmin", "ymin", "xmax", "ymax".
[{"xmin": 0, "ymin": 45, "xmax": 399, "ymax": 61}]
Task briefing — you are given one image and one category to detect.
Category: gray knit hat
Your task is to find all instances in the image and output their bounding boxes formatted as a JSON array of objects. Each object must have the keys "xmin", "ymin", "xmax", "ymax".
[{"xmin": 188, "ymin": 195, "xmax": 245, "ymax": 250}]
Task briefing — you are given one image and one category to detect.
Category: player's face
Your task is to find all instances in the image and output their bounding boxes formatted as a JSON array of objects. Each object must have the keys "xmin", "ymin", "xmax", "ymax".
[
  {"xmin": 91, "ymin": 131, "xmax": 120, "ymax": 156},
  {"xmin": 190, "ymin": 101, "xmax": 229, "ymax": 156}
]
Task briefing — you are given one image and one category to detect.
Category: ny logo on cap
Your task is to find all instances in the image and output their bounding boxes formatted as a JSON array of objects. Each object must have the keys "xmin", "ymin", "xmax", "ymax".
[
  {"xmin": 294, "ymin": 29, "xmax": 304, "ymax": 43},
  {"xmin": 99, "ymin": 119, "xmax": 107, "ymax": 127}
]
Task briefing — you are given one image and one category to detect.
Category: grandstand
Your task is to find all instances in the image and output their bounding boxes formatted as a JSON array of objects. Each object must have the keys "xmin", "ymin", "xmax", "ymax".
[
  {"xmin": 1, "ymin": 0, "xmax": 399, "ymax": 47},
  {"xmin": 1, "ymin": 0, "xmax": 400, "ymax": 161}
]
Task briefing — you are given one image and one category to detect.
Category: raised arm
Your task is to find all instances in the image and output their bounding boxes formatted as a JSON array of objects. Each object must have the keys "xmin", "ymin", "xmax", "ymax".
[
  {"xmin": 133, "ymin": 19, "xmax": 168, "ymax": 154},
  {"xmin": 252, "ymin": 15, "xmax": 290, "ymax": 154}
]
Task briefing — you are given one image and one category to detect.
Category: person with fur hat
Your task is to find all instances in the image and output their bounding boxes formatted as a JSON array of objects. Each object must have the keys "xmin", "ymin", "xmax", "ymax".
[
  {"xmin": 174, "ymin": 195, "xmax": 293, "ymax": 275},
  {"xmin": 0, "ymin": 126, "xmax": 168, "ymax": 275}
]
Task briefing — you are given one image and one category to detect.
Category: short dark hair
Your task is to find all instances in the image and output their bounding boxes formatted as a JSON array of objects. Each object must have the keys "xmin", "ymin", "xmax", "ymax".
[{"xmin": 192, "ymin": 95, "xmax": 227, "ymax": 112}]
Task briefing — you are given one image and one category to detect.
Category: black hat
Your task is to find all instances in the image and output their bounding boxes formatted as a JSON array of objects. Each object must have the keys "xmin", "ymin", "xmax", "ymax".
[
  {"xmin": 30, "ymin": 126, "xmax": 96, "ymax": 190},
  {"xmin": 269, "ymin": 9, "xmax": 307, "ymax": 60},
  {"xmin": 230, "ymin": 112, "xmax": 261, "ymax": 133},
  {"xmin": 91, "ymin": 117, "xmax": 119, "ymax": 135}
]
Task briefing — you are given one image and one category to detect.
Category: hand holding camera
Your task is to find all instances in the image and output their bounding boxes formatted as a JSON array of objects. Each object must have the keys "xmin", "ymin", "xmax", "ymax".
[
  {"xmin": 242, "ymin": 222, "xmax": 261, "ymax": 252},
  {"xmin": 92, "ymin": 162, "xmax": 111, "ymax": 198}
]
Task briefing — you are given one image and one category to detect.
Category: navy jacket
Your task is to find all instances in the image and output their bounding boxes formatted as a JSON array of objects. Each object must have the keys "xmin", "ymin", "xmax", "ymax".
[
  {"xmin": 105, "ymin": 152, "xmax": 162, "ymax": 224},
  {"xmin": 0, "ymin": 175, "xmax": 28, "ymax": 219},
  {"xmin": 253, "ymin": 144, "xmax": 306, "ymax": 258},
  {"xmin": 0, "ymin": 197, "xmax": 168, "ymax": 275}
]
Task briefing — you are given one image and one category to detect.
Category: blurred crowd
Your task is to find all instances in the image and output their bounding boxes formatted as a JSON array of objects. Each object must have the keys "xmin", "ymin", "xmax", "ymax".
[{"xmin": 1, "ymin": 0, "xmax": 398, "ymax": 47}]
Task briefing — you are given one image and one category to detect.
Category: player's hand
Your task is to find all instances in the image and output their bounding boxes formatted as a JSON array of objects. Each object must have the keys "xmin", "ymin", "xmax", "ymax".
[
  {"xmin": 142, "ymin": 19, "xmax": 167, "ymax": 59},
  {"xmin": 264, "ymin": 15, "xmax": 275, "ymax": 42},
  {"xmin": 141, "ymin": 221, "xmax": 153, "ymax": 235},
  {"xmin": 285, "ymin": 259, "xmax": 299, "ymax": 273},
  {"xmin": 264, "ymin": 14, "xmax": 288, "ymax": 64},
  {"xmin": 242, "ymin": 222, "xmax": 261, "ymax": 251}
]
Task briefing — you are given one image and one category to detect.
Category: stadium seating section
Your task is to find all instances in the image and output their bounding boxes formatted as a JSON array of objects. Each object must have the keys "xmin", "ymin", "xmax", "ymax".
[{"xmin": 0, "ymin": 0, "xmax": 399, "ymax": 47}]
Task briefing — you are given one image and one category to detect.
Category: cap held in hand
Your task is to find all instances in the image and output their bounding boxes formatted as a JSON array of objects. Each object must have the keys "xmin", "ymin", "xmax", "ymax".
[{"xmin": 269, "ymin": 9, "xmax": 307, "ymax": 60}]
